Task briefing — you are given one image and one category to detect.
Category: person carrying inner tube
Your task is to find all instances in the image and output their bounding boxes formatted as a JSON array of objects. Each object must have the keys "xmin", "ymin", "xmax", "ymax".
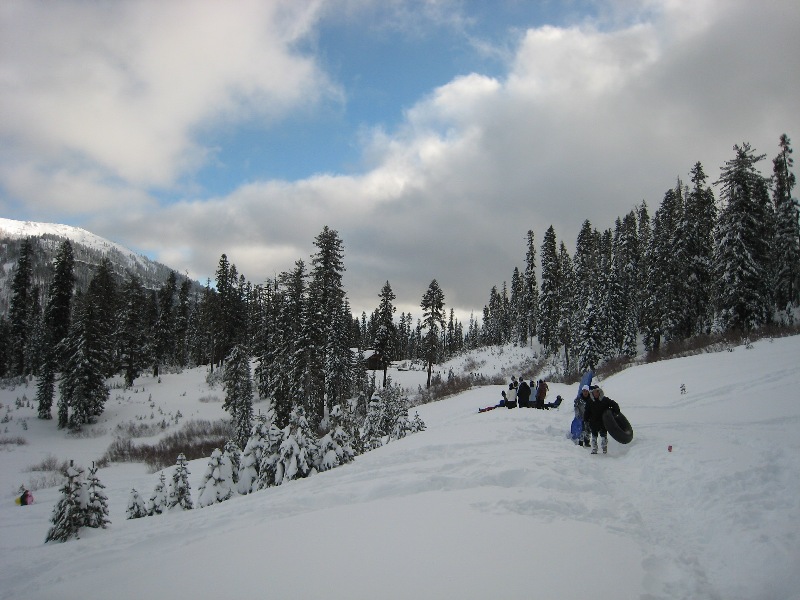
[{"xmin": 583, "ymin": 386, "xmax": 620, "ymax": 455}]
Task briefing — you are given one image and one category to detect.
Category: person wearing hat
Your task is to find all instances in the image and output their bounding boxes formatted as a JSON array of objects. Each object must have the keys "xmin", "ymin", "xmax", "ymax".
[
  {"xmin": 583, "ymin": 386, "xmax": 620, "ymax": 454},
  {"xmin": 517, "ymin": 376, "xmax": 532, "ymax": 408},
  {"xmin": 506, "ymin": 376, "xmax": 518, "ymax": 409}
]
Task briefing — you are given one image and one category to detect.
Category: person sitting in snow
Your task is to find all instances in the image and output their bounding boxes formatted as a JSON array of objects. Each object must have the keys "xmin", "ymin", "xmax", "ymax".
[
  {"xmin": 506, "ymin": 376, "xmax": 518, "ymax": 409},
  {"xmin": 479, "ymin": 390, "xmax": 507, "ymax": 413},
  {"xmin": 517, "ymin": 377, "xmax": 532, "ymax": 408},
  {"xmin": 583, "ymin": 386, "xmax": 620, "ymax": 454},
  {"xmin": 534, "ymin": 379, "xmax": 549, "ymax": 409},
  {"xmin": 17, "ymin": 489, "xmax": 33, "ymax": 505}
]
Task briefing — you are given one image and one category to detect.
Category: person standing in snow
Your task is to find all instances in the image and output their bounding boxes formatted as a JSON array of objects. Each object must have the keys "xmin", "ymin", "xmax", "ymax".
[
  {"xmin": 517, "ymin": 377, "xmax": 532, "ymax": 408},
  {"xmin": 583, "ymin": 386, "xmax": 620, "ymax": 454},
  {"xmin": 574, "ymin": 385, "xmax": 591, "ymax": 446},
  {"xmin": 534, "ymin": 379, "xmax": 549, "ymax": 409},
  {"xmin": 506, "ymin": 376, "xmax": 518, "ymax": 409}
]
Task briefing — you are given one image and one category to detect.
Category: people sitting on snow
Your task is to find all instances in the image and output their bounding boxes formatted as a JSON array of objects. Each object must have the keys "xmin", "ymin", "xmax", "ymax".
[
  {"xmin": 583, "ymin": 386, "xmax": 620, "ymax": 454},
  {"xmin": 517, "ymin": 377, "xmax": 532, "ymax": 408},
  {"xmin": 479, "ymin": 390, "xmax": 507, "ymax": 413}
]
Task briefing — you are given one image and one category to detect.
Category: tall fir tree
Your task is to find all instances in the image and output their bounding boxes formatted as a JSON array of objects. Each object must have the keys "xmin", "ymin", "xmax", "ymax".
[
  {"xmin": 58, "ymin": 294, "xmax": 110, "ymax": 429},
  {"xmin": 86, "ymin": 259, "xmax": 118, "ymax": 377},
  {"xmin": 374, "ymin": 281, "xmax": 398, "ymax": 387},
  {"xmin": 683, "ymin": 163, "xmax": 717, "ymax": 335},
  {"xmin": 557, "ymin": 242, "xmax": 578, "ymax": 373},
  {"xmin": 523, "ymin": 229, "xmax": 539, "ymax": 345},
  {"xmin": 118, "ymin": 274, "xmax": 149, "ymax": 387},
  {"xmin": 222, "ymin": 344, "xmax": 254, "ymax": 450},
  {"xmin": 538, "ymin": 226, "xmax": 561, "ymax": 354},
  {"xmin": 44, "ymin": 239, "xmax": 75, "ymax": 361},
  {"xmin": 713, "ymin": 143, "xmax": 774, "ymax": 331},
  {"xmin": 420, "ymin": 279, "xmax": 446, "ymax": 388},
  {"xmin": 8, "ymin": 238, "xmax": 34, "ymax": 376},
  {"xmin": 771, "ymin": 134, "xmax": 800, "ymax": 312}
]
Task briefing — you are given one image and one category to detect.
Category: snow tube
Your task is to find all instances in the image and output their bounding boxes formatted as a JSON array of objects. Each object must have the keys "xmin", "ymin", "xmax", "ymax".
[
  {"xmin": 570, "ymin": 417, "xmax": 583, "ymax": 441},
  {"xmin": 603, "ymin": 410, "xmax": 633, "ymax": 444}
]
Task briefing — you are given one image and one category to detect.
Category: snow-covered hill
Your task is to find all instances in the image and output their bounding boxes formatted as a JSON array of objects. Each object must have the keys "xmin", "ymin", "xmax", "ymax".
[
  {"xmin": 1, "ymin": 336, "xmax": 799, "ymax": 600},
  {"xmin": 0, "ymin": 217, "xmax": 153, "ymax": 273}
]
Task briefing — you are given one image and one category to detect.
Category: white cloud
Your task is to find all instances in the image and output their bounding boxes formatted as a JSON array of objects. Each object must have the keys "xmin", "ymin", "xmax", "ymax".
[
  {"xmin": 0, "ymin": 0, "xmax": 335, "ymax": 190},
  {"xmin": 4, "ymin": 0, "xmax": 799, "ymax": 318}
]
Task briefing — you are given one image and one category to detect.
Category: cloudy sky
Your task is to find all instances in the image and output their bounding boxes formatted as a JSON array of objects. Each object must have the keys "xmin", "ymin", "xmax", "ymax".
[{"xmin": 1, "ymin": 0, "xmax": 798, "ymax": 318}]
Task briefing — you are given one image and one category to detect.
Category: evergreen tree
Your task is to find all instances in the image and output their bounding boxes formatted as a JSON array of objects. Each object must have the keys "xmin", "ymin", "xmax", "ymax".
[
  {"xmin": 86, "ymin": 259, "xmax": 118, "ymax": 377},
  {"xmin": 538, "ymin": 226, "xmax": 561, "ymax": 354},
  {"xmin": 374, "ymin": 281, "xmax": 398, "ymax": 387},
  {"xmin": 714, "ymin": 143, "xmax": 774, "ymax": 331},
  {"xmin": 84, "ymin": 462, "xmax": 110, "ymax": 529},
  {"xmin": 36, "ymin": 350, "xmax": 56, "ymax": 420},
  {"xmin": 223, "ymin": 439, "xmax": 241, "ymax": 486},
  {"xmin": 153, "ymin": 271, "xmax": 178, "ymax": 375},
  {"xmin": 318, "ymin": 403, "xmax": 356, "ymax": 471},
  {"xmin": 126, "ymin": 488, "xmax": 148, "ymax": 520},
  {"xmin": 148, "ymin": 473, "xmax": 168, "ymax": 516},
  {"xmin": 306, "ymin": 226, "xmax": 348, "ymax": 429},
  {"xmin": 238, "ymin": 416, "xmax": 269, "ymax": 494},
  {"xmin": 419, "ymin": 279, "xmax": 446, "ymax": 388},
  {"xmin": 557, "ymin": 242, "xmax": 578, "ymax": 372},
  {"xmin": 275, "ymin": 405, "xmax": 319, "ymax": 485},
  {"xmin": 683, "ymin": 163, "xmax": 717, "ymax": 335},
  {"xmin": 45, "ymin": 462, "xmax": 85, "ymax": 543},
  {"xmin": 58, "ymin": 294, "xmax": 110, "ymax": 429},
  {"xmin": 197, "ymin": 448, "xmax": 235, "ymax": 507},
  {"xmin": 222, "ymin": 344, "xmax": 254, "ymax": 449},
  {"xmin": 772, "ymin": 134, "xmax": 800, "ymax": 311},
  {"xmin": 168, "ymin": 453, "xmax": 193, "ymax": 510},
  {"xmin": 44, "ymin": 239, "xmax": 75, "ymax": 363},
  {"xmin": 8, "ymin": 238, "xmax": 34, "ymax": 376},
  {"xmin": 523, "ymin": 229, "xmax": 539, "ymax": 345},
  {"xmin": 118, "ymin": 274, "xmax": 149, "ymax": 387},
  {"xmin": 174, "ymin": 278, "xmax": 192, "ymax": 368},
  {"xmin": 361, "ymin": 394, "xmax": 385, "ymax": 451}
]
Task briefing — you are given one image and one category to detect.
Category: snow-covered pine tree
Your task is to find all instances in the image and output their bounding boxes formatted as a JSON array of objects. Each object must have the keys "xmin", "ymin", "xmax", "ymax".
[
  {"xmin": 256, "ymin": 418, "xmax": 284, "ymax": 490},
  {"xmin": 713, "ymin": 143, "xmax": 774, "ymax": 331},
  {"xmin": 237, "ymin": 415, "xmax": 270, "ymax": 494},
  {"xmin": 222, "ymin": 344, "xmax": 254, "ymax": 449},
  {"xmin": 168, "ymin": 453, "xmax": 193, "ymax": 510},
  {"xmin": 126, "ymin": 488, "xmax": 148, "ymax": 519},
  {"xmin": 683, "ymin": 162, "xmax": 717, "ymax": 335},
  {"xmin": 324, "ymin": 298, "xmax": 354, "ymax": 421},
  {"xmin": 274, "ymin": 405, "xmax": 319, "ymax": 485},
  {"xmin": 58, "ymin": 293, "xmax": 110, "ymax": 429},
  {"xmin": 361, "ymin": 393, "xmax": 385, "ymax": 451},
  {"xmin": 557, "ymin": 242, "xmax": 578, "ymax": 373},
  {"xmin": 197, "ymin": 448, "xmax": 235, "ymax": 507},
  {"xmin": 318, "ymin": 403, "xmax": 356, "ymax": 472},
  {"xmin": 223, "ymin": 439, "xmax": 241, "ymax": 486},
  {"xmin": 8, "ymin": 237, "xmax": 34, "ymax": 376},
  {"xmin": 523, "ymin": 229, "xmax": 539, "ymax": 345},
  {"xmin": 616, "ymin": 211, "xmax": 641, "ymax": 357},
  {"xmin": 153, "ymin": 271, "xmax": 177, "ymax": 376},
  {"xmin": 538, "ymin": 225, "xmax": 561, "ymax": 355},
  {"xmin": 45, "ymin": 461, "xmax": 85, "ymax": 543},
  {"xmin": 148, "ymin": 473, "xmax": 168, "ymax": 516},
  {"xmin": 44, "ymin": 239, "xmax": 75, "ymax": 363},
  {"xmin": 84, "ymin": 462, "xmax": 110, "ymax": 529},
  {"xmin": 35, "ymin": 354, "xmax": 55, "ymax": 420},
  {"xmin": 118, "ymin": 274, "xmax": 149, "ymax": 388},
  {"xmin": 420, "ymin": 279, "xmax": 446, "ymax": 389},
  {"xmin": 306, "ymin": 226, "xmax": 349, "ymax": 430},
  {"xmin": 85, "ymin": 258, "xmax": 118, "ymax": 378},
  {"xmin": 374, "ymin": 281, "xmax": 398, "ymax": 387},
  {"xmin": 771, "ymin": 134, "xmax": 800, "ymax": 313}
]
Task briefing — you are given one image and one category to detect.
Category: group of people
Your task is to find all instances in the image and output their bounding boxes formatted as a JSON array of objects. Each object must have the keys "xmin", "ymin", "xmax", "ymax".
[
  {"xmin": 573, "ymin": 384, "xmax": 620, "ymax": 454},
  {"xmin": 480, "ymin": 376, "xmax": 562, "ymax": 412}
]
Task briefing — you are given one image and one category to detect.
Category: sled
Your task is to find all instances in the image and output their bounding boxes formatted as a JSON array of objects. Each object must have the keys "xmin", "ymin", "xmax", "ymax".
[{"xmin": 603, "ymin": 410, "xmax": 634, "ymax": 444}]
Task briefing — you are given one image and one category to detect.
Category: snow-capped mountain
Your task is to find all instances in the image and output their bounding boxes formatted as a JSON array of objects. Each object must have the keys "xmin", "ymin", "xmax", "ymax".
[{"xmin": 0, "ymin": 217, "xmax": 200, "ymax": 313}]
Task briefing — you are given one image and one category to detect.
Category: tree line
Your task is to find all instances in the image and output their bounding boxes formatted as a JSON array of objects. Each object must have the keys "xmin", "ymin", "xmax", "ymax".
[
  {"xmin": 1, "ymin": 135, "xmax": 797, "ymax": 431},
  {"xmin": 477, "ymin": 136, "xmax": 799, "ymax": 374}
]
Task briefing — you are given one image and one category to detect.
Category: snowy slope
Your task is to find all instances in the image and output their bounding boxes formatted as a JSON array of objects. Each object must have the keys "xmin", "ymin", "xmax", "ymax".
[{"xmin": 1, "ymin": 336, "xmax": 799, "ymax": 600}]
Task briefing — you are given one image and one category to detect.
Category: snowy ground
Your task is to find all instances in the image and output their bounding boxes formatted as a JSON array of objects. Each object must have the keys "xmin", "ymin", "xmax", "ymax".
[{"xmin": 1, "ymin": 336, "xmax": 799, "ymax": 600}]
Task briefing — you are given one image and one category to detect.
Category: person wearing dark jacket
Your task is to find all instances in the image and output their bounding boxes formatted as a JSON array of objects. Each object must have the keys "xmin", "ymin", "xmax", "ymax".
[
  {"xmin": 517, "ymin": 377, "xmax": 532, "ymax": 408},
  {"xmin": 583, "ymin": 386, "xmax": 620, "ymax": 454},
  {"xmin": 534, "ymin": 380, "xmax": 549, "ymax": 409}
]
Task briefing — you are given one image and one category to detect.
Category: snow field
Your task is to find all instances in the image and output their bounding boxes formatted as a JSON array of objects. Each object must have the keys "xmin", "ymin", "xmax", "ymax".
[{"xmin": 1, "ymin": 336, "xmax": 799, "ymax": 599}]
